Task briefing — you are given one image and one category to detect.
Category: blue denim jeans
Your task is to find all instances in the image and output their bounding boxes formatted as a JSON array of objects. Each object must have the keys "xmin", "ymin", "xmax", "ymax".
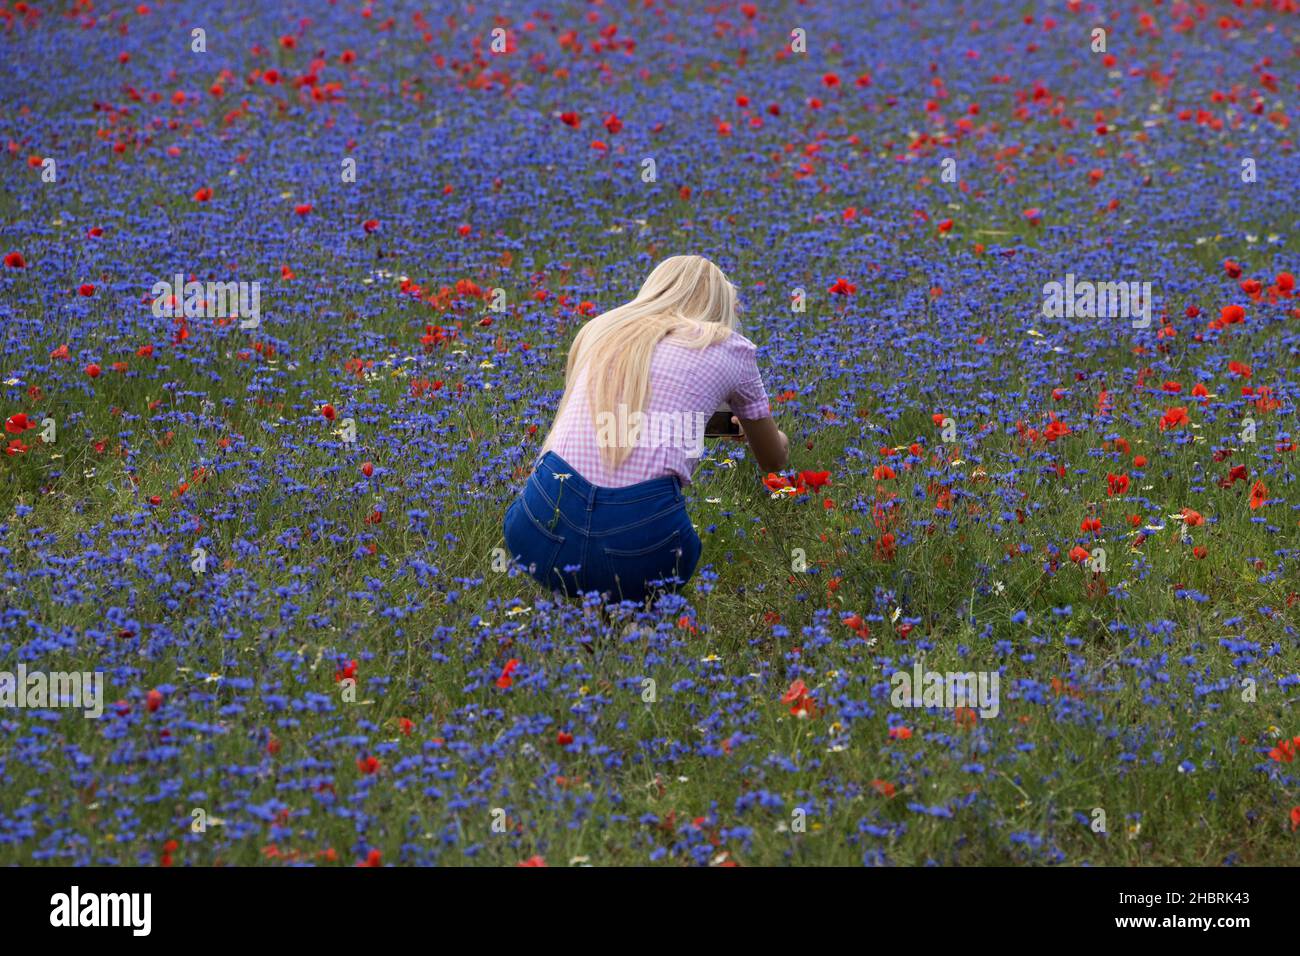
[{"xmin": 503, "ymin": 452, "xmax": 703, "ymax": 604}]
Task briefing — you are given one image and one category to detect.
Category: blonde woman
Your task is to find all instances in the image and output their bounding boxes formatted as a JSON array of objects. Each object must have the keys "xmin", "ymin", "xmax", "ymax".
[{"xmin": 503, "ymin": 255, "xmax": 789, "ymax": 604}]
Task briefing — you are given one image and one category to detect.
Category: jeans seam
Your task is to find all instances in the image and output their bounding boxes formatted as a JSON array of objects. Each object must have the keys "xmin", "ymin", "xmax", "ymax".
[
  {"xmin": 533, "ymin": 489, "xmax": 684, "ymax": 538},
  {"xmin": 603, "ymin": 528, "xmax": 682, "ymax": 558},
  {"xmin": 592, "ymin": 487, "xmax": 679, "ymax": 505}
]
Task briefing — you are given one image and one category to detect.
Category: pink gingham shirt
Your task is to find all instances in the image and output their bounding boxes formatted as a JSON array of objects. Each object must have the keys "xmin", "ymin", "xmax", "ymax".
[{"xmin": 543, "ymin": 330, "xmax": 771, "ymax": 488}]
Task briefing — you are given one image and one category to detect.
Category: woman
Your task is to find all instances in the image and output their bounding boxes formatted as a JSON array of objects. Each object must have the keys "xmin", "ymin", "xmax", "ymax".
[{"xmin": 503, "ymin": 255, "xmax": 789, "ymax": 604}]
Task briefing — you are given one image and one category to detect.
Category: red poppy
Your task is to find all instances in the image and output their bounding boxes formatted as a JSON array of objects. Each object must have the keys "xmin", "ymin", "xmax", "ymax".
[
  {"xmin": 1043, "ymin": 419, "xmax": 1072, "ymax": 442},
  {"xmin": 1159, "ymin": 406, "xmax": 1189, "ymax": 430},
  {"xmin": 293, "ymin": 203, "xmax": 313, "ymax": 216},
  {"xmin": 78, "ymin": 283, "xmax": 96, "ymax": 297},
  {"xmin": 828, "ymin": 277, "xmax": 856, "ymax": 296},
  {"xmin": 496, "ymin": 658, "xmax": 520, "ymax": 689},
  {"xmin": 876, "ymin": 532, "xmax": 897, "ymax": 560},
  {"xmin": 146, "ymin": 689, "xmax": 163, "ymax": 712},
  {"xmin": 799, "ymin": 470, "xmax": 831, "ymax": 489},
  {"xmin": 321, "ymin": 404, "xmax": 336, "ymax": 421},
  {"xmin": 764, "ymin": 472, "xmax": 792, "ymax": 491},
  {"xmin": 84, "ymin": 363, "xmax": 101, "ymax": 378},
  {"xmin": 193, "ymin": 187, "xmax": 212, "ymax": 202},
  {"xmin": 1221, "ymin": 464, "xmax": 1248, "ymax": 487},
  {"xmin": 334, "ymin": 659, "xmax": 357, "ymax": 683},
  {"xmin": 789, "ymin": 694, "xmax": 817, "ymax": 719},
  {"xmin": 3, "ymin": 251, "xmax": 25, "ymax": 268},
  {"xmin": 5, "ymin": 413, "xmax": 35, "ymax": 434},
  {"xmin": 1249, "ymin": 480, "xmax": 1268, "ymax": 510},
  {"xmin": 781, "ymin": 679, "xmax": 808, "ymax": 704}
]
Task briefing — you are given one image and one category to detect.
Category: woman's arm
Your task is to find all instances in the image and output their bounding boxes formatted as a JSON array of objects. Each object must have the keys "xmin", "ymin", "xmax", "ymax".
[{"xmin": 734, "ymin": 415, "xmax": 789, "ymax": 473}]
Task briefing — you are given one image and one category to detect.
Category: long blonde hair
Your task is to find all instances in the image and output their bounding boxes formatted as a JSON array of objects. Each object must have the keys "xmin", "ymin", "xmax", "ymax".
[{"xmin": 542, "ymin": 255, "xmax": 739, "ymax": 470}]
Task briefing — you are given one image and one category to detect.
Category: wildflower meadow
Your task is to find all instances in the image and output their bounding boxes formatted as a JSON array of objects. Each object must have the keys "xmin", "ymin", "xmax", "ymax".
[{"xmin": 1, "ymin": 0, "xmax": 1298, "ymax": 876}]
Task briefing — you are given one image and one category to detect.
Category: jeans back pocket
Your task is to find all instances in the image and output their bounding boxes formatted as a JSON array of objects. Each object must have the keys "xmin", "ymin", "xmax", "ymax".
[
  {"xmin": 601, "ymin": 527, "xmax": 693, "ymax": 603},
  {"xmin": 503, "ymin": 497, "xmax": 567, "ymax": 591}
]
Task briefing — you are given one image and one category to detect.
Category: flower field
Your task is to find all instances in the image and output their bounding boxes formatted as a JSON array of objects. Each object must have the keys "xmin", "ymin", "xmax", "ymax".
[{"xmin": 0, "ymin": 0, "xmax": 1298, "ymax": 867}]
